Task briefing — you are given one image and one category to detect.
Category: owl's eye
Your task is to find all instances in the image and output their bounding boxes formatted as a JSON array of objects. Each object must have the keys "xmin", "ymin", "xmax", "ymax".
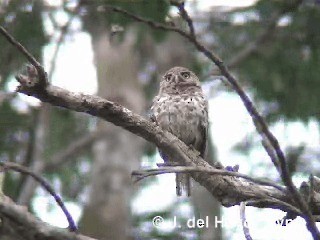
[
  {"xmin": 181, "ymin": 71, "xmax": 190, "ymax": 79},
  {"xmin": 164, "ymin": 74, "xmax": 172, "ymax": 82}
]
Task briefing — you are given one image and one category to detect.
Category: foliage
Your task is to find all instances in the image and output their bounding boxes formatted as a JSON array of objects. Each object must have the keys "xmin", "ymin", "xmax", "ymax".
[
  {"xmin": 0, "ymin": 102, "xmax": 29, "ymax": 154},
  {"xmin": 0, "ymin": 0, "xmax": 47, "ymax": 87},
  {"xmin": 239, "ymin": 5, "xmax": 320, "ymax": 122},
  {"xmin": 45, "ymin": 108, "xmax": 91, "ymax": 200},
  {"xmin": 217, "ymin": 1, "xmax": 320, "ymax": 122},
  {"xmin": 0, "ymin": 0, "xmax": 91, "ymax": 202}
]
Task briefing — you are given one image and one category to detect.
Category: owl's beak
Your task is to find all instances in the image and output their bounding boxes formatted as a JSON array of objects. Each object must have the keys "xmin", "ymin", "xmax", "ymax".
[{"xmin": 175, "ymin": 75, "xmax": 184, "ymax": 83}]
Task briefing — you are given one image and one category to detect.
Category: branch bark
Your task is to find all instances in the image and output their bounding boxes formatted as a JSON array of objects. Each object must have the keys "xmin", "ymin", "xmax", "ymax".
[
  {"xmin": 12, "ymin": 68, "xmax": 318, "ymax": 216},
  {"xmin": 0, "ymin": 196, "xmax": 93, "ymax": 240}
]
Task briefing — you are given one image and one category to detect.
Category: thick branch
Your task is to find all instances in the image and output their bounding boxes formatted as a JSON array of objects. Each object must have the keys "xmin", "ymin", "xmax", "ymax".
[
  {"xmin": 0, "ymin": 161, "xmax": 77, "ymax": 232},
  {"xmin": 12, "ymin": 74, "xmax": 317, "ymax": 216},
  {"xmin": 0, "ymin": 196, "xmax": 94, "ymax": 240}
]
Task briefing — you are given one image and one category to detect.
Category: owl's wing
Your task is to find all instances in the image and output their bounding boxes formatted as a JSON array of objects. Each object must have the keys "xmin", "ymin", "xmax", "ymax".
[
  {"xmin": 199, "ymin": 99, "xmax": 209, "ymax": 158},
  {"xmin": 199, "ymin": 121, "xmax": 208, "ymax": 158},
  {"xmin": 149, "ymin": 96, "xmax": 160, "ymax": 123}
]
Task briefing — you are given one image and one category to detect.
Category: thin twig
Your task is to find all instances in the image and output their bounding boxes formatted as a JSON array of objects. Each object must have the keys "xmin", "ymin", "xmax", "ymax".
[
  {"xmin": 0, "ymin": 161, "xmax": 78, "ymax": 232},
  {"xmin": 170, "ymin": 1, "xmax": 196, "ymax": 38},
  {"xmin": 262, "ymin": 138, "xmax": 279, "ymax": 171},
  {"xmin": 134, "ymin": 166, "xmax": 304, "ymax": 216},
  {"xmin": 132, "ymin": 166, "xmax": 285, "ymax": 191},
  {"xmin": 240, "ymin": 202, "xmax": 253, "ymax": 240},
  {"xmin": 245, "ymin": 198, "xmax": 302, "ymax": 218},
  {"xmin": 0, "ymin": 26, "xmax": 48, "ymax": 87},
  {"xmin": 47, "ymin": 3, "xmax": 81, "ymax": 80}
]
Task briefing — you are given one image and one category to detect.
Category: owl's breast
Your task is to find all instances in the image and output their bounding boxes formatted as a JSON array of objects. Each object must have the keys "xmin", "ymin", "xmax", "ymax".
[{"xmin": 151, "ymin": 94, "xmax": 207, "ymax": 147}]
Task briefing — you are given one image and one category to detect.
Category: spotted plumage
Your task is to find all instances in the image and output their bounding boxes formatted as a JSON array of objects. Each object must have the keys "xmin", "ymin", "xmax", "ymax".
[{"xmin": 150, "ymin": 66, "xmax": 208, "ymax": 196}]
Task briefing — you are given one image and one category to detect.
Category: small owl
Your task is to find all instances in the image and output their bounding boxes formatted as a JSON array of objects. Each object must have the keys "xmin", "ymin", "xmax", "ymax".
[{"xmin": 150, "ymin": 66, "xmax": 208, "ymax": 196}]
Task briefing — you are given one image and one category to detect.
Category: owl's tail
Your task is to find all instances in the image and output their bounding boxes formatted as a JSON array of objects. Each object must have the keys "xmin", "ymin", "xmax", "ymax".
[
  {"xmin": 159, "ymin": 150, "xmax": 191, "ymax": 196},
  {"xmin": 176, "ymin": 173, "xmax": 191, "ymax": 196}
]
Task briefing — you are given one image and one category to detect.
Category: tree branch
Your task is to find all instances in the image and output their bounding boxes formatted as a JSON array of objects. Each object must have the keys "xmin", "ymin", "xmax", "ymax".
[
  {"xmin": 47, "ymin": 2, "xmax": 81, "ymax": 80},
  {"xmin": 9, "ymin": 66, "xmax": 319, "ymax": 220},
  {"xmin": 0, "ymin": 196, "xmax": 94, "ymax": 240},
  {"xmin": 0, "ymin": 161, "xmax": 78, "ymax": 232},
  {"xmin": 170, "ymin": 1, "xmax": 196, "ymax": 38},
  {"xmin": 132, "ymin": 166, "xmax": 285, "ymax": 191},
  {"xmin": 0, "ymin": 26, "xmax": 48, "ymax": 88}
]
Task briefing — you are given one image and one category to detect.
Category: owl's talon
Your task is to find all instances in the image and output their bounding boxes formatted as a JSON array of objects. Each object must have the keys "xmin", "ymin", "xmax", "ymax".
[{"xmin": 225, "ymin": 164, "xmax": 239, "ymax": 172}]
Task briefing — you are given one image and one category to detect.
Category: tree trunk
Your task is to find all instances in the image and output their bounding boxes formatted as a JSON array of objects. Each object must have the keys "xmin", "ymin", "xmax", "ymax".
[
  {"xmin": 79, "ymin": 29, "xmax": 144, "ymax": 240},
  {"xmin": 192, "ymin": 134, "xmax": 223, "ymax": 240},
  {"xmin": 17, "ymin": 103, "xmax": 50, "ymax": 206}
]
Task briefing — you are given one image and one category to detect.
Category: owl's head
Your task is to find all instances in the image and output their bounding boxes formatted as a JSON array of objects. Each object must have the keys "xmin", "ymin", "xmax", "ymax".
[{"xmin": 160, "ymin": 66, "xmax": 201, "ymax": 94}]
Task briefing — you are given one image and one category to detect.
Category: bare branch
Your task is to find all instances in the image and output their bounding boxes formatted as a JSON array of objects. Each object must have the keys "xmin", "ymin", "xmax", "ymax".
[
  {"xmin": 262, "ymin": 138, "xmax": 280, "ymax": 171},
  {"xmin": 0, "ymin": 161, "xmax": 78, "ymax": 232},
  {"xmin": 170, "ymin": 1, "xmax": 196, "ymax": 38},
  {"xmin": 9, "ymin": 65, "xmax": 316, "ymax": 219},
  {"xmin": 0, "ymin": 26, "xmax": 48, "ymax": 88},
  {"xmin": 47, "ymin": 3, "xmax": 81, "ymax": 80},
  {"xmin": 132, "ymin": 166, "xmax": 285, "ymax": 191},
  {"xmin": 0, "ymin": 196, "xmax": 94, "ymax": 240},
  {"xmin": 103, "ymin": 4, "xmax": 194, "ymax": 40}
]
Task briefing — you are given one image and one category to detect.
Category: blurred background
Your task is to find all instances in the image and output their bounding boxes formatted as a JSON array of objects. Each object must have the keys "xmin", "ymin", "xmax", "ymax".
[{"xmin": 0, "ymin": 0, "xmax": 320, "ymax": 239}]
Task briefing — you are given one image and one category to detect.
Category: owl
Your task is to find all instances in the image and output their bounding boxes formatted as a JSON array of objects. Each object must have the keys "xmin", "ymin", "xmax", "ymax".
[{"xmin": 150, "ymin": 66, "xmax": 208, "ymax": 196}]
